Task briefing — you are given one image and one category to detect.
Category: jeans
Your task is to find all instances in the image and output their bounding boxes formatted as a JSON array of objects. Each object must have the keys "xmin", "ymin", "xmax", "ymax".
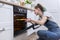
[{"xmin": 37, "ymin": 20, "xmax": 60, "ymax": 40}]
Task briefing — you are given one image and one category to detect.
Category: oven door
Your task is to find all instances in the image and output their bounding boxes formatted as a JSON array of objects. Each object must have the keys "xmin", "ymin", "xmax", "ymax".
[{"xmin": 14, "ymin": 14, "xmax": 27, "ymax": 36}]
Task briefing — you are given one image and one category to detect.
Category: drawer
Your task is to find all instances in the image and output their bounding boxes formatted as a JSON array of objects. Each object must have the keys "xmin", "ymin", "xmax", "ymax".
[
  {"xmin": 0, "ymin": 30, "xmax": 13, "ymax": 40},
  {"xmin": 0, "ymin": 5, "xmax": 13, "ymax": 29},
  {"xmin": 0, "ymin": 7, "xmax": 13, "ymax": 23}
]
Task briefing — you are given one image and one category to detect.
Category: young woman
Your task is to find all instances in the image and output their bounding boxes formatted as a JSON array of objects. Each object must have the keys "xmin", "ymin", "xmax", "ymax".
[{"xmin": 26, "ymin": 4, "xmax": 60, "ymax": 40}]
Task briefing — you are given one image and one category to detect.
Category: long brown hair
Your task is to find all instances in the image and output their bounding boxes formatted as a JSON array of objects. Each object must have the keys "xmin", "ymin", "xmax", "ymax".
[{"xmin": 35, "ymin": 3, "xmax": 45, "ymax": 12}]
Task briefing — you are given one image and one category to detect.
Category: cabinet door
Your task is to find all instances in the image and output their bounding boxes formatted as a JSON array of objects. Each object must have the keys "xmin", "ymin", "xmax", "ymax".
[
  {"xmin": 0, "ymin": 5, "xmax": 13, "ymax": 30},
  {"xmin": 0, "ymin": 4, "xmax": 13, "ymax": 40},
  {"xmin": 0, "ymin": 30, "xmax": 13, "ymax": 40}
]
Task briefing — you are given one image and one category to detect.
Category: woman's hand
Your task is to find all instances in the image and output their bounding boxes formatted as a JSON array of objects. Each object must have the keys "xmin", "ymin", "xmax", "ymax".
[{"xmin": 25, "ymin": 18, "xmax": 31, "ymax": 22}]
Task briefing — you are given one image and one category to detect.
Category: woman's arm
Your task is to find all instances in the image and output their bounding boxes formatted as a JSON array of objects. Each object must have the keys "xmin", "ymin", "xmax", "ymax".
[{"xmin": 28, "ymin": 16, "xmax": 48, "ymax": 25}]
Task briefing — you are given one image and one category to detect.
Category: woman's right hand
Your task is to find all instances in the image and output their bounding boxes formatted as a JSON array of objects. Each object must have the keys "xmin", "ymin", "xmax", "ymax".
[{"xmin": 25, "ymin": 18, "xmax": 31, "ymax": 22}]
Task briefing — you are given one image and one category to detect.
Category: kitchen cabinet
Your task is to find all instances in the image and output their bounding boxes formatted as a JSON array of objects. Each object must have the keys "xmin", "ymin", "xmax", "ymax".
[
  {"xmin": 0, "ymin": 3, "xmax": 13, "ymax": 40},
  {"xmin": 0, "ymin": 30, "xmax": 13, "ymax": 40}
]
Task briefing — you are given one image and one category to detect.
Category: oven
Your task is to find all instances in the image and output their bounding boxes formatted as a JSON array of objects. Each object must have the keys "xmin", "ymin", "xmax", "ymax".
[{"xmin": 13, "ymin": 6, "xmax": 27, "ymax": 36}]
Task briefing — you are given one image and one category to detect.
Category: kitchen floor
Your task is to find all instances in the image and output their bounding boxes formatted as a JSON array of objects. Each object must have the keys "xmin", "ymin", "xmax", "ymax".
[{"xmin": 14, "ymin": 32, "xmax": 38, "ymax": 40}]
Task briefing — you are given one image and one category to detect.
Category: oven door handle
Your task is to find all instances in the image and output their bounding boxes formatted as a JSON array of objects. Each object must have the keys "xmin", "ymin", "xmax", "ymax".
[
  {"xmin": 17, "ymin": 24, "xmax": 39, "ymax": 33},
  {"xmin": 23, "ymin": 24, "xmax": 39, "ymax": 30}
]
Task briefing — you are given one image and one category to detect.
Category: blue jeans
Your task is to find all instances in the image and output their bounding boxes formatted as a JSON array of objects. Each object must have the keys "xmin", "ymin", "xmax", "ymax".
[{"xmin": 37, "ymin": 20, "xmax": 60, "ymax": 40}]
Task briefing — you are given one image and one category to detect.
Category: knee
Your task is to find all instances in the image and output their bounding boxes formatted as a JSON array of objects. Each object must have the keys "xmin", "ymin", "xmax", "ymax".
[
  {"xmin": 47, "ymin": 33, "xmax": 58, "ymax": 39},
  {"xmin": 37, "ymin": 30, "xmax": 40, "ymax": 36},
  {"xmin": 37, "ymin": 30, "xmax": 43, "ymax": 35},
  {"xmin": 37, "ymin": 30, "xmax": 46, "ymax": 36}
]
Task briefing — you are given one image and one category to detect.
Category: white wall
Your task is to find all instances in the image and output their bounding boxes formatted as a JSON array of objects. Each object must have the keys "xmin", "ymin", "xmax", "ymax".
[{"xmin": 36, "ymin": 0, "xmax": 58, "ymax": 12}]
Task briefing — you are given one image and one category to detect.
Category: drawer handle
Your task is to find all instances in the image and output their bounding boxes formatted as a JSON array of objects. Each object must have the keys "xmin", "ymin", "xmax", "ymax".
[
  {"xmin": 0, "ymin": 28, "xmax": 5, "ymax": 31},
  {"xmin": 0, "ymin": 3, "xmax": 4, "ymax": 8}
]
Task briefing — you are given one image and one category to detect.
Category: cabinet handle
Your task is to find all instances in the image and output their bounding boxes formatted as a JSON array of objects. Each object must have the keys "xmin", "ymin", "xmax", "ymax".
[
  {"xmin": 0, "ymin": 28, "xmax": 5, "ymax": 31},
  {"xmin": 0, "ymin": 3, "xmax": 4, "ymax": 8}
]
